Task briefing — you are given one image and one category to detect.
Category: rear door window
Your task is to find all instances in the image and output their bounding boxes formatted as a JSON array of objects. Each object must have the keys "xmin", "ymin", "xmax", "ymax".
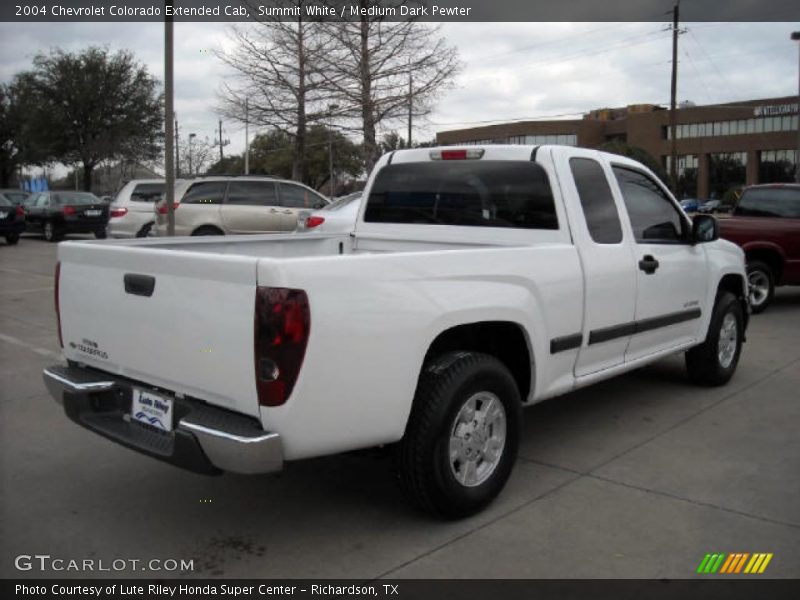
[
  {"xmin": 570, "ymin": 158, "xmax": 623, "ymax": 244},
  {"xmin": 226, "ymin": 181, "xmax": 278, "ymax": 206},
  {"xmin": 130, "ymin": 183, "xmax": 165, "ymax": 203},
  {"xmin": 364, "ymin": 161, "xmax": 558, "ymax": 229},
  {"xmin": 279, "ymin": 183, "xmax": 327, "ymax": 209},
  {"xmin": 181, "ymin": 181, "xmax": 227, "ymax": 205},
  {"xmin": 734, "ymin": 188, "xmax": 800, "ymax": 218}
]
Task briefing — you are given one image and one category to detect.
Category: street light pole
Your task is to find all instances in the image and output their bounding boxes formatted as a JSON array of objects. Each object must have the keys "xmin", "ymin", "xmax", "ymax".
[
  {"xmin": 792, "ymin": 31, "xmax": 800, "ymax": 183},
  {"xmin": 164, "ymin": 7, "xmax": 175, "ymax": 236},
  {"xmin": 328, "ymin": 104, "xmax": 339, "ymax": 200}
]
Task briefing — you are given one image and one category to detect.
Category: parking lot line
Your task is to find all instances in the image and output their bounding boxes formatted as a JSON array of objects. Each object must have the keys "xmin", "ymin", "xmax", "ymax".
[
  {"xmin": 0, "ymin": 286, "xmax": 54, "ymax": 296},
  {"xmin": 0, "ymin": 331, "xmax": 62, "ymax": 360}
]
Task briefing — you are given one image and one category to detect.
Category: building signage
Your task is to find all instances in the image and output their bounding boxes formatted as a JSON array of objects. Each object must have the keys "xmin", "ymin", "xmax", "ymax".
[{"xmin": 753, "ymin": 103, "xmax": 798, "ymax": 117}]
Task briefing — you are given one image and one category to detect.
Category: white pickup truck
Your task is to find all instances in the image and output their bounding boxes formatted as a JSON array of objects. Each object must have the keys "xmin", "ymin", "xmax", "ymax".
[{"xmin": 44, "ymin": 145, "xmax": 748, "ymax": 518}]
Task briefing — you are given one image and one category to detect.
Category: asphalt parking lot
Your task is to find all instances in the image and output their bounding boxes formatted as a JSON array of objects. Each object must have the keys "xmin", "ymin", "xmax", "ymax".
[{"xmin": 1, "ymin": 233, "xmax": 799, "ymax": 579}]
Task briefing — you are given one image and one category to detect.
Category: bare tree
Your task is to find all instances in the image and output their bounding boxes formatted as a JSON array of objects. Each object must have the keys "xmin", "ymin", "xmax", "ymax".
[
  {"xmin": 216, "ymin": 1, "xmax": 337, "ymax": 182},
  {"xmin": 321, "ymin": 1, "xmax": 461, "ymax": 171}
]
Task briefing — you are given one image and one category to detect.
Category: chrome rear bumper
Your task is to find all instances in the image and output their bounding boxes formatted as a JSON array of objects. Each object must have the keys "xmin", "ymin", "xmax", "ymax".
[{"xmin": 43, "ymin": 364, "xmax": 282, "ymax": 475}]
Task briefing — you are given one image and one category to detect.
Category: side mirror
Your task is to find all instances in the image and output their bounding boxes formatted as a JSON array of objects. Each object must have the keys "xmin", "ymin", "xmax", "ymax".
[{"xmin": 692, "ymin": 214, "xmax": 719, "ymax": 244}]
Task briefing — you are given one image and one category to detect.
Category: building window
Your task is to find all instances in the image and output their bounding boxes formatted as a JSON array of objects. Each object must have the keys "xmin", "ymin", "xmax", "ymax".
[
  {"xmin": 759, "ymin": 149, "xmax": 797, "ymax": 184},
  {"xmin": 709, "ymin": 152, "xmax": 747, "ymax": 201},
  {"xmin": 666, "ymin": 155, "xmax": 699, "ymax": 199}
]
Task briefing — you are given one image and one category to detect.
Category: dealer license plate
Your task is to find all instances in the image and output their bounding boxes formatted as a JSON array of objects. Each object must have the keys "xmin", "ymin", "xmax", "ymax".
[
  {"xmin": 131, "ymin": 388, "xmax": 174, "ymax": 432},
  {"xmin": 85, "ymin": 209, "xmax": 102, "ymax": 217}
]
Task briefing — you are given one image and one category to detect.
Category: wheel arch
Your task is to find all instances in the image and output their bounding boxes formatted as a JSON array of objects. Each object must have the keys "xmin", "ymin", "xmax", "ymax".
[
  {"xmin": 742, "ymin": 243, "xmax": 785, "ymax": 282},
  {"xmin": 421, "ymin": 321, "xmax": 534, "ymax": 405},
  {"xmin": 716, "ymin": 272, "xmax": 749, "ymax": 334},
  {"xmin": 191, "ymin": 224, "xmax": 225, "ymax": 236}
]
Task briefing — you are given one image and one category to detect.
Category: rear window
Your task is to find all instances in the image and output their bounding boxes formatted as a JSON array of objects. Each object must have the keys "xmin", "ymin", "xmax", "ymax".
[
  {"xmin": 130, "ymin": 183, "xmax": 165, "ymax": 203},
  {"xmin": 364, "ymin": 161, "xmax": 558, "ymax": 229},
  {"xmin": 53, "ymin": 192, "xmax": 99, "ymax": 205},
  {"xmin": 0, "ymin": 194, "xmax": 10, "ymax": 207},
  {"xmin": 735, "ymin": 188, "xmax": 800, "ymax": 218}
]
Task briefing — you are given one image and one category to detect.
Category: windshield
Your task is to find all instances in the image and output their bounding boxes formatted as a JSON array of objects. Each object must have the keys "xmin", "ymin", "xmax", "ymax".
[
  {"xmin": 364, "ymin": 161, "xmax": 558, "ymax": 230},
  {"xmin": 735, "ymin": 188, "xmax": 800, "ymax": 218},
  {"xmin": 53, "ymin": 192, "xmax": 100, "ymax": 205}
]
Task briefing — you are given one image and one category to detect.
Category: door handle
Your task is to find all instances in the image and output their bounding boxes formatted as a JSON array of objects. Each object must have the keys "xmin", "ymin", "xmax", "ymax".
[
  {"xmin": 638, "ymin": 255, "xmax": 659, "ymax": 275},
  {"xmin": 282, "ymin": 210, "xmax": 293, "ymax": 215},
  {"xmin": 269, "ymin": 208, "xmax": 278, "ymax": 213}
]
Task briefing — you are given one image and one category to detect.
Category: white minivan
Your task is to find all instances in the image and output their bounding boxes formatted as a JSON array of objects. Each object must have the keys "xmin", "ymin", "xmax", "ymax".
[{"xmin": 106, "ymin": 179, "xmax": 167, "ymax": 238}]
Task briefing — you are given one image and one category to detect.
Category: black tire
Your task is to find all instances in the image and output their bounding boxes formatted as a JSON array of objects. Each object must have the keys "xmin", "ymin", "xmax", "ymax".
[
  {"xmin": 5, "ymin": 233, "xmax": 20, "ymax": 245},
  {"xmin": 396, "ymin": 352, "xmax": 521, "ymax": 519},
  {"xmin": 94, "ymin": 229, "xmax": 107, "ymax": 239},
  {"xmin": 746, "ymin": 260, "xmax": 774, "ymax": 314},
  {"xmin": 136, "ymin": 222, "xmax": 153, "ymax": 238},
  {"xmin": 685, "ymin": 291, "xmax": 744, "ymax": 387},
  {"xmin": 192, "ymin": 226, "xmax": 224, "ymax": 236},
  {"xmin": 43, "ymin": 220, "xmax": 60, "ymax": 242}
]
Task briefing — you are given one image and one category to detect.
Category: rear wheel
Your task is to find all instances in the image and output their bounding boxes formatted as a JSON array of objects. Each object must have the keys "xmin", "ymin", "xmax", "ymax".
[
  {"xmin": 685, "ymin": 291, "xmax": 744, "ymax": 386},
  {"xmin": 43, "ymin": 220, "xmax": 60, "ymax": 242},
  {"xmin": 396, "ymin": 352, "xmax": 521, "ymax": 519},
  {"xmin": 746, "ymin": 260, "xmax": 774, "ymax": 314},
  {"xmin": 94, "ymin": 229, "xmax": 107, "ymax": 239},
  {"xmin": 5, "ymin": 233, "xmax": 20, "ymax": 245},
  {"xmin": 136, "ymin": 222, "xmax": 153, "ymax": 238},
  {"xmin": 191, "ymin": 226, "xmax": 224, "ymax": 236}
]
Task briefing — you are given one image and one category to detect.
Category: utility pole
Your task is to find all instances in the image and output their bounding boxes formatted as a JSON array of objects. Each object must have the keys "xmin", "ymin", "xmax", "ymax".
[
  {"xmin": 792, "ymin": 31, "xmax": 800, "ymax": 183},
  {"xmin": 174, "ymin": 115, "xmax": 180, "ymax": 178},
  {"xmin": 164, "ymin": 5, "xmax": 175, "ymax": 236},
  {"xmin": 669, "ymin": 2, "xmax": 680, "ymax": 195},
  {"xmin": 244, "ymin": 98, "xmax": 249, "ymax": 175},
  {"xmin": 407, "ymin": 72, "xmax": 413, "ymax": 147},
  {"xmin": 214, "ymin": 119, "xmax": 229, "ymax": 163}
]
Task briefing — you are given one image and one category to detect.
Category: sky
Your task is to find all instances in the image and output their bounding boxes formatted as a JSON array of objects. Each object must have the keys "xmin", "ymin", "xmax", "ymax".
[{"xmin": 1, "ymin": 20, "xmax": 799, "ymax": 174}]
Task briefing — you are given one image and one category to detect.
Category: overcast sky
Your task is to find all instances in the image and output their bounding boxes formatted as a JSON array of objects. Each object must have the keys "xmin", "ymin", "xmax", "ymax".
[{"xmin": 1, "ymin": 20, "xmax": 798, "ymax": 171}]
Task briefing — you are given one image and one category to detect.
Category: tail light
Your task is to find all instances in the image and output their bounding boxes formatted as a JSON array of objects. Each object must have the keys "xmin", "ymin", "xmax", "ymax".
[
  {"xmin": 63, "ymin": 205, "xmax": 76, "ymax": 216},
  {"xmin": 254, "ymin": 287, "xmax": 310, "ymax": 407},
  {"xmin": 15, "ymin": 206, "xmax": 24, "ymax": 218},
  {"xmin": 305, "ymin": 215, "xmax": 325, "ymax": 229},
  {"xmin": 156, "ymin": 202, "xmax": 179, "ymax": 215},
  {"xmin": 54, "ymin": 262, "xmax": 63, "ymax": 348},
  {"xmin": 110, "ymin": 207, "xmax": 128, "ymax": 218},
  {"xmin": 429, "ymin": 148, "xmax": 485, "ymax": 161}
]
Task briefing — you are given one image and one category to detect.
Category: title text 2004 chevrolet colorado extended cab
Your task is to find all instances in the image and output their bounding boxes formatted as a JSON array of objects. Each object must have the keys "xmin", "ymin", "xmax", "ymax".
[{"xmin": 44, "ymin": 146, "xmax": 748, "ymax": 518}]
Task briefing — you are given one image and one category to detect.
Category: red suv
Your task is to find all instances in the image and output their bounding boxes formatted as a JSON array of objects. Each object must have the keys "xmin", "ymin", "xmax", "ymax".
[{"xmin": 719, "ymin": 183, "xmax": 800, "ymax": 313}]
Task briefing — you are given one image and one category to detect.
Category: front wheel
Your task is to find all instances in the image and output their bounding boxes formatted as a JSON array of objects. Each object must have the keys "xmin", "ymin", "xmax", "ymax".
[
  {"xmin": 395, "ymin": 352, "xmax": 521, "ymax": 519},
  {"xmin": 746, "ymin": 260, "xmax": 774, "ymax": 314},
  {"xmin": 685, "ymin": 291, "xmax": 744, "ymax": 386}
]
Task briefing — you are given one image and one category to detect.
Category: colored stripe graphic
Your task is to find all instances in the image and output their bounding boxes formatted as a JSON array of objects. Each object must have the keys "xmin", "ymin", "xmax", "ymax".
[{"xmin": 705, "ymin": 553, "xmax": 774, "ymax": 574}]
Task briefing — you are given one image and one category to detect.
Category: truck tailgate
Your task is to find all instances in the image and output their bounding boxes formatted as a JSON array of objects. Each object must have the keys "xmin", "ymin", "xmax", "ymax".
[{"xmin": 57, "ymin": 243, "xmax": 261, "ymax": 417}]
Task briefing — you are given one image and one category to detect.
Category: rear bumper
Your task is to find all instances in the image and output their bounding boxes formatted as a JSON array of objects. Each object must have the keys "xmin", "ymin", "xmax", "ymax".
[{"xmin": 43, "ymin": 364, "xmax": 283, "ymax": 475}]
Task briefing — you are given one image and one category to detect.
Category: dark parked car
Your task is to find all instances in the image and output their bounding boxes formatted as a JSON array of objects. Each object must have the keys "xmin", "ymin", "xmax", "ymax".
[
  {"xmin": 0, "ymin": 189, "xmax": 31, "ymax": 206},
  {"xmin": 0, "ymin": 193, "xmax": 26, "ymax": 245},
  {"xmin": 24, "ymin": 191, "xmax": 109, "ymax": 242},
  {"xmin": 719, "ymin": 183, "xmax": 800, "ymax": 313},
  {"xmin": 698, "ymin": 199, "xmax": 721, "ymax": 214}
]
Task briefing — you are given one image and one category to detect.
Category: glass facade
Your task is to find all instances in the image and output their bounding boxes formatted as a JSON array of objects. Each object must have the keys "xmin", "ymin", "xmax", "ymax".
[
  {"xmin": 709, "ymin": 152, "xmax": 747, "ymax": 202},
  {"xmin": 665, "ymin": 115, "xmax": 799, "ymax": 140},
  {"xmin": 759, "ymin": 149, "xmax": 798, "ymax": 184},
  {"xmin": 665, "ymin": 155, "xmax": 699, "ymax": 199},
  {"xmin": 462, "ymin": 134, "xmax": 578, "ymax": 146}
]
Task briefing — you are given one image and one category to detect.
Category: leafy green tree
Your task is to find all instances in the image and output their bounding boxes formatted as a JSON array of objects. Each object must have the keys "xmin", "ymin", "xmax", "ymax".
[
  {"xmin": 598, "ymin": 140, "xmax": 669, "ymax": 186},
  {"xmin": 13, "ymin": 47, "xmax": 163, "ymax": 190},
  {"xmin": 0, "ymin": 84, "xmax": 23, "ymax": 187}
]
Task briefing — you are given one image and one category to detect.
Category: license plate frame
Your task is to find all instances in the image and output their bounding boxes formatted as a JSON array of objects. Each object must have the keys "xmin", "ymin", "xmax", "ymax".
[
  {"xmin": 85, "ymin": 209, "xmax": 102, "ymax": 217},
  {"xmin": 131, "ymin": 387, "xmax": 174, "ymax": 432},
  {"xmin": 0, "ymin": 211, "xmax": 7, "ymax": 219}
]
